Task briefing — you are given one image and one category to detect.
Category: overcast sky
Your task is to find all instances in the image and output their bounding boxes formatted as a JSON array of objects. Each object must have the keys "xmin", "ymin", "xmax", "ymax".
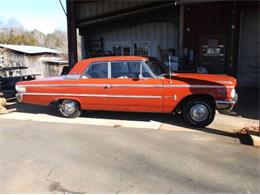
[{"xmin": 0, "ymin": 0, "xmax": 67, "ymax": 34}]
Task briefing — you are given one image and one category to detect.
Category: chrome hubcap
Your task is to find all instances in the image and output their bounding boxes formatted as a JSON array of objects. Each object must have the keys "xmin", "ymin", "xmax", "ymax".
[
  {"xmin": 190, "ymin": 104, "xmax": 209, "ymax": 122},
  {"xmin": 60, "ymin": 100, "xmax": 76, "ymax": 116}
]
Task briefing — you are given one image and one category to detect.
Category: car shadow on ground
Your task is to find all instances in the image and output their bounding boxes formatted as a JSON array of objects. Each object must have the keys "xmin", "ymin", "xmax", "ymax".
[{"xmin": 7, "ymin": 102, "xmax": 253, "ymax": 146}]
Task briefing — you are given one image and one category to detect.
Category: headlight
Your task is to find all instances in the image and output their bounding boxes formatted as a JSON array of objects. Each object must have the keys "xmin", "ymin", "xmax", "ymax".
[
  {"xmin": 231, "ymin": 88, "xmax": 236, "ymax": 98},
  {"xmin": 15, "ymin": 85, "xmax": 26, "ymax": 93}
]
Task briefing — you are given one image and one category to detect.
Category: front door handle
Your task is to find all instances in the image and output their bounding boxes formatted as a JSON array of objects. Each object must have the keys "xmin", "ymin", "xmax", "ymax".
[{"xmin": 104, "ymin": 85, "xmax": 111, "ymax": 89}]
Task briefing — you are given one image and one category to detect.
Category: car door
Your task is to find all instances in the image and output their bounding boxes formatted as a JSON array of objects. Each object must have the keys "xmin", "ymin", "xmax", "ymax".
[
  {"xmin": 107, "ymin": 60, "xmax": 163, "ymax": 112},
  {"xmin": 78, "ymin": 62, "xmax": 110, "ymax": 110}
]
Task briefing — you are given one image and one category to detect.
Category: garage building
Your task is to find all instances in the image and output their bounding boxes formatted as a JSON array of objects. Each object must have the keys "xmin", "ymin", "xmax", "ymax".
[{"xmin": 66, "ymin": 0, "xmax": 259, "ymax": 88}]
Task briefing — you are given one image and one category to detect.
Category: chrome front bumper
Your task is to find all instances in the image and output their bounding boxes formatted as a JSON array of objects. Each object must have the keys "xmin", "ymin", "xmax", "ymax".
[
  {"xmin": 216, "ymin": 93, "xmax": 238, "ymax": 111},
  {"xmin": 16, "ymin": 93, "xmax": 23, "ymax": 103}
]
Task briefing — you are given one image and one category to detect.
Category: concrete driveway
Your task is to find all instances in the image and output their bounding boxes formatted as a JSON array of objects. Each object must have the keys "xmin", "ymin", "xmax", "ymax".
[
  {"xmin": 1, "ymin": 103, "xmax": 259, "ymax": 133},
  {"xmin": 0, "ymin": 103, "xmax": 259, "ymax": 193}
]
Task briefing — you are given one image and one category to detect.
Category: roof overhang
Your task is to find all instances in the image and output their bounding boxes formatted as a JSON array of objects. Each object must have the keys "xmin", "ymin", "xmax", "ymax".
[
  {"xmin": 0, "ymin": 44, "xmax": 60, "ymax": 55},
  {"xmin": 43, "ymin": 60, "xmax": 68, "ymax": 65},
  {"xmin": 176, "ymin": 0, "xmax": 230, "ymax": 4}
]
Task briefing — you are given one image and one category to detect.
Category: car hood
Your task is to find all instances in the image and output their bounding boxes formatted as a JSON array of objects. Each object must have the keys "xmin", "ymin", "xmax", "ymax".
[{"xmin": 172, "ymin": 73, "xmax": 237, "ymax": 87}]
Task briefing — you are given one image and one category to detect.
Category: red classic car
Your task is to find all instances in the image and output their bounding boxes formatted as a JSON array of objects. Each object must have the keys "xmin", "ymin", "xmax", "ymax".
[{"xmin": 15, "ymin": 56, "xmax": 237, "ymax": 127}]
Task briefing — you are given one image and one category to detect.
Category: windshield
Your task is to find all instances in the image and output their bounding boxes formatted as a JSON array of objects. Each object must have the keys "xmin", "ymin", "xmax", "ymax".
[{"xmin": 145, "ymin": 58, "xmax": 168, "ymax": 77}]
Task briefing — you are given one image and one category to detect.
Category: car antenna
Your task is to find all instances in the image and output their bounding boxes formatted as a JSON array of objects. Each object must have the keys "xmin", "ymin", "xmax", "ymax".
[{"xmin": 168, "ymin": 54, "xmax": 172, "ymax": 83}]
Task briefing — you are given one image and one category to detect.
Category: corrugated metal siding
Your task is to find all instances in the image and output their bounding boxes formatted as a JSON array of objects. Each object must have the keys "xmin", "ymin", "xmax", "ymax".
[
  {"xmin": 91, "ymin": 21, "xmax": 179, "ymax": 57},
  {"xmin": 237, "ymin": 10, "xmax": 259, "ymax": 87},
  {"xmin": 77, "ymin": 0, "xmax": 153, "ymax": 20}
]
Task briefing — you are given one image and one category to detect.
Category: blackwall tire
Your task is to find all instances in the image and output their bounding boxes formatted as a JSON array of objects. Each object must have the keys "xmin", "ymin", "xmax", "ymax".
[
  {"xmin": 181, "ymin": 98, "xmax": 215, "ymax": 127},
  {"xmin": 58, "ymin": 99, "xmax": 82, "ymax": 118}
]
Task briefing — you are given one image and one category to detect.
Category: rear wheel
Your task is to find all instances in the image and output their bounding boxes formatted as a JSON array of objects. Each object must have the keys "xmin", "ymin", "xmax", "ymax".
[
  {"xmin": 58, "ymin": 99, "xmax": 82, "ymax": 118},
  {"xmin": 181, "ymin": 98, "xmax": 215, "ymax": 127}
]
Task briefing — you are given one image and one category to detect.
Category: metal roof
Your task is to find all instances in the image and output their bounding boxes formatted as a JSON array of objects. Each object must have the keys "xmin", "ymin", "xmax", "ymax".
[
  {"xmin": 0, "ymin": 44, "xmax": 60, "ymax": 55},
  {"xmin": 43, "ymin": 59, "xmax": 68, "ymax": 65}
]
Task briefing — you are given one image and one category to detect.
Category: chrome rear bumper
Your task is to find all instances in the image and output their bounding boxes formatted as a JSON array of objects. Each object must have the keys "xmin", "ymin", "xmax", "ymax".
[{"xmin": 216, "ymin": 93, "xmax": 238, "ymax": 111}]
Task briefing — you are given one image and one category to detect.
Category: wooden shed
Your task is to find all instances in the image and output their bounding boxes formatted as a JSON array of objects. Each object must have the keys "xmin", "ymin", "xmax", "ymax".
[{"xmin": 0, "ymin": 44, "xmax": 68, "ymax": 78}]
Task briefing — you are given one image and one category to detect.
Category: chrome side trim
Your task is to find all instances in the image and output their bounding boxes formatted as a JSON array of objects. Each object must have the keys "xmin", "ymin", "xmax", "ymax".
[
  {"xmin": 18, "ymin": 84, "xmax": 163, "ymax": 88},
  {"xmin": 21, "ymin": 92, "xmax": 162, "ymax": 99},
  {"xmin": 19, "ymin": 84, "xmax": 107, "ymax": 87},
  {"xmin": 164, "ymin": 85, "xmax": 234, "ymax": 89},
  {"xmin": 19, "ymin": 84, "xmax": 163, "ymax": 88},
  {"xmin": 18, "ymin": 84, "xmax": 233, "ymax": 89}
]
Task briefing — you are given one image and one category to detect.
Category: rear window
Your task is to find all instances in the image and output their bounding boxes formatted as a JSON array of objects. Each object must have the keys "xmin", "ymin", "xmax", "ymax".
[{"xmin": 84, "ymin": 62, "xmax": 108, "ymax": 78}]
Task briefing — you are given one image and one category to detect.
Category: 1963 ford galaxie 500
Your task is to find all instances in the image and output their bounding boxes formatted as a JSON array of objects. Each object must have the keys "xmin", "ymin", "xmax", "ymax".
[{"xmin": 15, "ymin": 56, "xmax": 237, "ymax": 127}]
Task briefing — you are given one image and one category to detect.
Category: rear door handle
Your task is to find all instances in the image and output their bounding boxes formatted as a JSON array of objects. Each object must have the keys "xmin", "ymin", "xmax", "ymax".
[{"xmin": 104, "ymin": 85, "xmax": 111, "ymax": 89}]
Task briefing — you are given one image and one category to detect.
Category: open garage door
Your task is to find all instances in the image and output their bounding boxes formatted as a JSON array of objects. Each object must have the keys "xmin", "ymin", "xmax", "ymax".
[{"xmin": 237, "ymin": 10, "xmax": 259, "ymax": 87}]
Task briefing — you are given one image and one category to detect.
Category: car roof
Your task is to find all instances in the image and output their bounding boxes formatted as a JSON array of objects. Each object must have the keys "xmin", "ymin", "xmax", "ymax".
[
  {"xmin": 69, "ymin": 56, "xmax": 149, "ymax": 75},
  {"xmin": 87, "ymin": 56, "xmax": 147, "ymax": 61}
]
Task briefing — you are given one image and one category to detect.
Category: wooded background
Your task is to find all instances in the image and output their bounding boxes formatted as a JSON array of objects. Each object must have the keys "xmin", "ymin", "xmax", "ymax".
[{"xmin": 0, "ymin": 18, "xmax": 68, "ymax": 57}]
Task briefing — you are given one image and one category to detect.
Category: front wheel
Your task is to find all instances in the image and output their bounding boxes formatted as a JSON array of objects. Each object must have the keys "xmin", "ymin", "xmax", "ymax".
[
  {"xmin": 181, "ymin": 98, "xmax": 215, "ymax": 127},
  {"xmin": 58, "ymin": 99, "xmax": 82, "ymax": 118}
]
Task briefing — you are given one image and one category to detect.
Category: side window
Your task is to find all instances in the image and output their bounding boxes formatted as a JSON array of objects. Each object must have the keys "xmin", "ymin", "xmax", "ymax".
[
  {"xmin": 128, "ymin": 61, "xmax": 140, "ymax": 75},
  {"xmin": 128, "ymin": 61, "xmax": 152, "ymax": 78},
  {"xmin": 84, "ymin": 62, "xmax": 108, "ymax": 78},
  {"xmin": 110, "ymin": 61, "xmax": 152, "ymax": 79},
  {"xmin": 111, "ymin": 61, "xmax": 129, "ymax": 78}
]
